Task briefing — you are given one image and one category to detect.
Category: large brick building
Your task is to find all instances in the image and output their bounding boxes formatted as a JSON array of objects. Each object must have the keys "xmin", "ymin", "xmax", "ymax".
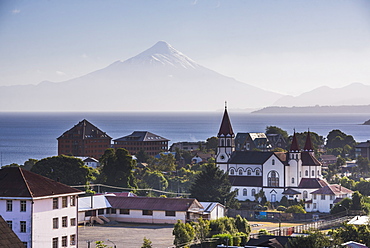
[
  {"xmin": 57, "ymin": 119, "xmax": 112, "ymax": 159},
  {"xmin": 113, "ymin": 131, "xmax": 169, "ymax": 156}
]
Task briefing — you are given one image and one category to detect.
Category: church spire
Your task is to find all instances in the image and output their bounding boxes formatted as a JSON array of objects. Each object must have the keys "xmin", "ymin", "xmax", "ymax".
[
  {"xmin": 304, "ymin": 129, "xmax": 314, "ymax": 152},
  {"xmin": 218, "ymin": 102, "xmax": 234, "ymax": 138},
  {"xmin": 290, "ymin": 130, "xmax": 300, "ymax": 152}
]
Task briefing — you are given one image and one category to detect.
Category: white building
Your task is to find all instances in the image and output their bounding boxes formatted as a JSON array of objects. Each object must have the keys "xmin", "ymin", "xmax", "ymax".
[
  {"xmin": 215, "ymin": 107, "xmax": 350, "ymax": 213},
  {"xmin": 199, "ymin": 202, "xmax": 225, "ymax": 220},
  {"xmin": 310, "ymin": 184, "xmax": 353, "ymax": 213},
  {"xmin": 0, "ymin": 167, "xmax": 83, "ymax": 248}
]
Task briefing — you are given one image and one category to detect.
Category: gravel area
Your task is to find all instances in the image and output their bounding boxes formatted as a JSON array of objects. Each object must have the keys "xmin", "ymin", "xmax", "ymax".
[{"xmin": 78, "ymin": 222, "xmax": 175, "ymax": 248}]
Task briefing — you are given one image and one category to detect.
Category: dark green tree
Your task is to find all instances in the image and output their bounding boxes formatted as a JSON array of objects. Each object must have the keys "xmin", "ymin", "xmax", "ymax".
[
  {"xmin": 99, "ymin": 148, "xmax": 137, "ymax": 188},
  {"xmin": 206, "ymin": 136, "xmax": 218, "ymax": 152},
  {"xmin": 194, "ymin": 217, "xmax": 210, "ymax": 246},
  {"xmin": 141, "ymin": 170, "xmax": 168, "ymax": 190},
  {"xmin": 173, "ymin": 220, "xmax": 195, "ymax": 247},
  {"xmin": 189, "ymin": 163, "xmax": 239, "ymax": 208},
  {"xmin": 285, "ymin": 205, "xmax": 306, "ymax": 214},
  {"xmin": 357, "ymin": 156, "xmax": 370, "ymax": 176},
  {"xmin": 265, "ymin": 126, "xmax": 289, "ymax": 141},
  {"xmin": 136, "ymin": 149, "xmax": 151, "ymax": 163},
  {"xmin": 31, "ymin": 155, "xmax": 93, "ymax": 185},
  {"xmin": 288, "ymin": 230, "xmax": 332, "ymax": 248},
  {"xmin": 234, "ymin": 215, "xmax": 251, "ymax": 235},
  {"xmin": 148, "ymin": 153, "xmax": 176, "ymax": 171},
  {"xmin": 23, "ymin": 158, "xmax": 38, "ymax": 170}
]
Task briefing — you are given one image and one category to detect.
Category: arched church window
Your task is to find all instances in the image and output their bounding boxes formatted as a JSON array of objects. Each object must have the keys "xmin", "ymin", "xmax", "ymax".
[
  {"xmin": 221, "ymin": 139, "xmax": 224, "ymax": 146},
  {"xmin": 272, "ymin": 159, "xmax": 275, "ymax": 165},
  {"xmin": 268, "ymin": 170, "xmax": 279, "ymax": 187},
  {"xmin": 271, "ymin": 194, "xmax": 276, "ymax": 202},
  {"xmin": 305, "ymin": 170, "xmax": 308, "ymax": 176},
  {"xmin": 238, "ymin": 169, "xmax": 243, "ymax": 175},
  {"xmin": 243, "ymin": 188, "xmax": 247, "ymax": 196},
  {"xmin": 312, "ymin": 170, "xmax": 314, "ymax": 176},
  {"xmin": 252, "ymin": 189, "xmax": 256, "ymax": 196},
  {"xmin": 292, "ymin": 178, "xmax": 294, "ymax": 184},
  {"xmin": 303, "ymin": 191, "xmax": 308, "ymax": 199},
  {"xmin": 227, "ymin": 139, "xmax": 230, "ymax": 146},
  {"xmin": 256, "ymin": 170, "xmax": 260, "ymax": 176},
  {"xmin": 235, "ymin": 188, "xmax": 239, "ymax": 196},
  {"xmin": 247, "ymin": 169, "xmax": 251, "ymax": 175},
  {"xmin": 230, "ymin": 169, "xmax": 235, "ymax": 175}
]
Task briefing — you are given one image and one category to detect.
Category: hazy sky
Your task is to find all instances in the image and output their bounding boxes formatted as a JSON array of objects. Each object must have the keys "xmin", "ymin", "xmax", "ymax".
[{"xmin": 1, "ymin": 0, "xmax": 370, "ymax": 95}]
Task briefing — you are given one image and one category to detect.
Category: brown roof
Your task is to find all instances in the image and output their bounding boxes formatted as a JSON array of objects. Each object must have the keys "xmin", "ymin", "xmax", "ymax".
[
  {"xmin": 229, "ymin": 176, "xmax": 262, "ymax": 187},
  {"xmin": 303, "ymin": 131, "xmax": 314, "ymax": 151},
  {"xmin": 282, "ymin": 188, "xmax": 301, "ymax": 195},
  {"xmin": 0, "ymin": 167, "xmax": 82, "ymax": 198},
  {"xmin": 218, "ymin": 107, "xmax": 234, "ymax": 137},
  {"xmin": 106, "ymin": 196, "xmax": 202, "ymax": 211},
  {"xmin": 298, "ymin": 178, "xmax": 328, "ymax": 189},
  {"xmin": 301, "ymin": 152, "xmax": 321, "ymax": 166},
  {"xmin": 311, "ymin": 184, "xmax": 353, "ymax": 195},
  {"xmin": 0, "ymin": 215, "xmax": 25, "ymax": 248},
  {"xmin": 290, "ymin": 132, "xmax": 300, "ymax": 152},
  {"xmin": 58, "ymin": 119, "xmax": 112, "ymax": 140}
]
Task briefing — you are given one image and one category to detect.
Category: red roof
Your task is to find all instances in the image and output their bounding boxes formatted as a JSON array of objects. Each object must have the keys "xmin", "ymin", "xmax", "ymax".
[
  {"xmin": 290, "ymin": 132, "xmax": 300, "ymax": 152},
  {"xmin": 218, "ymin": 107, "xmax": 234, "ymax": 137},
  {"xmin": 303, "ymin": 131, "xmax": 314, "ymax": 151},
  {"xmin": 0, "ymin": 167, "xmax": 82, "ymax": 198},
  {"xmin": 311, "ymin": 184, "xmax": 353, "ymax": 195},
  {"xmin": 298, "ymin": 178, "xmax": 328, "ymax": 189},
  {"xmin": 106, "ymin": 196, "xmax": 202, "ymax": 211}
]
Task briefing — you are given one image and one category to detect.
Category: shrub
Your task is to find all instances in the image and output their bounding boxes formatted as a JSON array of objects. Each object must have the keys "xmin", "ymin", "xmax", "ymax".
[{"xmin": 277, "ymin": 205, "xmax": 287, "ymax": 212}]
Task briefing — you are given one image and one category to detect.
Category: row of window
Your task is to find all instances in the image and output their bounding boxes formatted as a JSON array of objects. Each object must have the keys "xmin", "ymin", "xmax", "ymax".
[
  {"xmin": 235, "ymin": 188, "xmax": 257, "ymax": 197},
  {"xmin": 115, "ymin": 141, "xmax": 168, "ymax": 145},
  {"xmin": 53, "ymin": 196, "xmax": 76, "ymax": 209},
  {"xmin": 6, "ymin": 220, "xmax": 26, "ymax": 233},
  {"xmin": 52, "ymin": 235, "xmax": 76, "ymax": 248},
  {"xmin": 53, "ymin": 217, "xmax": 76, "ymax": 229},
  {"xmin": 87, "ymin": 208, "xmax": 176, "ymax": 217},
  {"xmin": 230, "ymin": 168, "xmax": 261, "ymax": 176},
  {"xmin": 6, "ymin": 200, "xmax": 27, "ymax": 212}
]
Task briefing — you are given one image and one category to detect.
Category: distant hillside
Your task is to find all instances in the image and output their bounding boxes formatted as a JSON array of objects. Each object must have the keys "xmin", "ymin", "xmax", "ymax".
[{"xmin": 253, "ymin": 105, "xmax": 370, "ymax": 114}]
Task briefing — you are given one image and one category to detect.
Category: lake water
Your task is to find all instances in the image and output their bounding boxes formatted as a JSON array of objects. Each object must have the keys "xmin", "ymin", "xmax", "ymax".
[{"xmin": 0, "ymin": 112, "xmax": 369, "ymax": 166}]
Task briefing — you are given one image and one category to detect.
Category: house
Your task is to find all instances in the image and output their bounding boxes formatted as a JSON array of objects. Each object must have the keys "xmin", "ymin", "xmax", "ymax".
[
  {"xmin": 319, "ymin": 154, "xmax": 337, "ymax": 167},
  {"xmin": 216, "ymin": 106, "xmax": 344, "ymax": 213},
  {"xmin": 0, "ymin": 215, "xmax": 25, "ymax": 248},
  {"xmin": 199, "ymin": 202, "xmax": 225, "ymax": 220},
  {"xmin": 191, "ymin": 151, "xmax": 214, "ymax": 164},
  {"xmin": 113, "ymin": 131, "xmax": 169, "ymax": 156},
  {"xmin": 310, "ymin": 184, "xmax": 353, "ymax": 213},
  {"xmin": 355, "ymin": 141, "xmax": 370, "ymax": 160},
  {"xmin": 235, "ymin": 133, "xmax": 272, "ymax": 151},
  {"xmin": 0, "ymin": 167, "xmax": 83, "ymax": 248},
  {"xmin": 75, "ymin": 156, "xmax": 100, "ymax": 168},
  {"xmin": 170, "ymin": 141, "xmax": 206, "ymax": 151},
  {"xmin": 57, "ymin": 119, "xmax": 112, "ymax": 159},
  {"xmin": 266, "ymin": 133, "xmax": 288, "ymax": 150}
]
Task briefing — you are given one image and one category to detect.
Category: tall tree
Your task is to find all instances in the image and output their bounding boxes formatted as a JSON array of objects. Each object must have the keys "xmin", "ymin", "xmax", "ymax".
[
  {"xmin": 148, "ymin": 153, "xmax": 176, "ymax": 171},
  {"xmin": 173, "ymin": 220, "xmax": 195, "ymax": 248},
  {"xmin": 31, "ymin": 155, "xmax": 93, "ymax": 185},
  {"xmin": 99, "ymin": 148, "xmax": 137, "ymax": 188},
  {"xmin": 190, "ymin": 163, "xmax": 239, "ymax": 208},
  {"xmin": 206, "ymin": 136, "xmax": 218, "ymax": 152}
]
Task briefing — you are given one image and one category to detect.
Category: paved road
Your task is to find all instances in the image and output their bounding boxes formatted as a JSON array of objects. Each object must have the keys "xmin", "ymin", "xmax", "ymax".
[{"xmin": 78, "ymin": 222, "xmax": 175, "ymax": 248}]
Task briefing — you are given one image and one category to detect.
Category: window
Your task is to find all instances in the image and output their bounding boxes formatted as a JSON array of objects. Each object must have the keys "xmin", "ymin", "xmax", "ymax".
[
  {"xmin": 230, "ymin": 169, "xmax": 235, "ymax": 175},
  {"xmin": 20, "ymin": 221, "xmax": 26, "ymax": 233},
  {"xmin": 6, "ymin": 200, "xmax": 12, "ymax": 212},
  {"xmin": 256, "ymin": 170, "xmax": 260, "ymax": 176},
  {"xmin": 62, "ymin": 236, "xmax": 67, "ymax": 247},
  {"xmin": 300, "ymin": 171, "xmax": 302, "ymax": 177},
  {"xmin": 321, "ymin": 194, "xmax": 325, "ymax": 200},
  {"xmin": 318, "ymin": 170, "xmax": 320, "ymax": 176},
  {"xmin": 312, "ymin": 170, "xmax": 314, "ymax": 176},
  {"xmin": 53, "ymin": 237, "xmax": 58, "ymax": 248},
  {"xmin": 330, "ymin": 195, "xmax": 334, "ymax": 200},
  {"xmin": 62, "ymin": 197, "xmax": 68, "ymax": 208},
  {"xmin": 330, "ymin": 204, "xmax": 333, "ymax": 209},
  {"xmin": 120, "ymin": 209, "xmax": 130, "ymax": 215},
  {"xmin": 6, "ymin": 220, "xmax": 12, "ymax": 229},
  {"xmin": 272, "ymin": 159, "xmax": 275, "ymax": 165},
  {"xmin": 271, "ymin": 194, "xmax": 276, "ymax": 202},
  {"xmin": 303, "ymin": 191, "xmax": 308, "ymax": 199},
  {"xmin": 143, "ymin": 210, "xmax": 153, "ymax": 216},
  {"xmin": 305, "ymin": 170, "xmax": 308, "ymax": 176},
  {"xmin": 53, "ymin": 218, "xmax": 58, "ymax": 229},
  {"xmin": 247, "ymin": 169, "xmax": 251, "ymax": 175},
  {"xmin": 70, "ymin": 196, "xmax": 76, "ymax": 206},
  {"xmin": 313, "ymin": 194, "xmax": 317, "ymax": 200},
  {"xmin": 20, "ymin": 200, "xmax": 26, "ymax": 212},
  {"xmin": 313, "ymin": 203, "xmax": 317, "ymax": 209},
  {"xmin": 98, "ymin": 209, "xmax": 104, "ymax": 215},
  {"xmin": 239, "ymin": 169, "xmax": 243, "ymax": 175},
  {"xmin": 165, "ymin": 211, "xmax": 176, "ymax": 216},
  {"xmin": 111, "ymin": 208, "xmax": 116, "ymax": 214},
  {"xmin": 62, "ymin": 216, "xmax": 67, "ymax": 227},
  {"xmin": 235, "ymin": 188, "xmax": 239, "ymax": 195},
  {"xmin": 70, "ymin": 235, "xmax": 76, "ymax": 245},
  {"xmin": 252, "ymin": 189, "xmax": 256, "ymax": 196},
  {"xmin": 307, "ymin": 204, "xmax": 310, "ymax": 208},
  {"xmin": 70, "ymin": 218, "xmax": 76, "ymax": 226},
  {"xmin": 291, "ymin": 178, "xmax": 294, "ymax": 184},
  {"xmin": 268, "ymin": 171, "xmax": 279, "ymax": 187},
  {"xmin": 53, "ymin": 198, "xmax": 58, "ymax": 209},
  {"xmin": 243, "ymin": 188, "xmax": 247, "ymax": 196}
]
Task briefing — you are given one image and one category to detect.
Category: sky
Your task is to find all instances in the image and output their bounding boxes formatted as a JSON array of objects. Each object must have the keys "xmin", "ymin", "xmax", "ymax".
[{"xmin": 1, "ymin": 0, "xmax": 370, "ymax": 96}]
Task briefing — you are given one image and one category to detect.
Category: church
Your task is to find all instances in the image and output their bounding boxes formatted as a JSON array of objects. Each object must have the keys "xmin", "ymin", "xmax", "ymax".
[{"xmin": 215, "ymin": 106, "xmax": 352, "ymax": 212}]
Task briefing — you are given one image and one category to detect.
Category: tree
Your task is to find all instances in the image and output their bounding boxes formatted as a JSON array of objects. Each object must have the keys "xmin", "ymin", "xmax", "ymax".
[
  {"xmin": 148, "ymin": 153, "xmax": 176, "ymax": 171},
  {"xmin": 141, "ymin": 237, "xmax": 152, "ymax": 248},
  {"xmin": 189, "ymin": 163, "xmax": 239, "ymax": 208},
  {"xmin": 209, "ymin": 217, "xmax": 237, "ymax": 236},
  {"xmin": 194, "ymin": 217, "xmax": 210, "ymax": 246},
  {"xmin": 206, "ymin": 136, "xmax": 218, "ymax": 152},
  {"xmin": 265, "ymin": 126, "xmax": 289, "ymax": 141},
  {"xmin": 99, "ymin": 148, "xmax": 137, "ymax": 188},
  {"xmin": 234, "ymin": 215, "xmax": 251, "ymax": 236},
  {"xmin": 357, "ymin": 156, "xmax": 370, "ymax": 176},
  {"xmin": 23, "ymin": 158, "xmax": 38, "ymax": 170},
  {"xmin": 173, "ymin": 220, "xmax": 195, "ymax": 247},
  {"xmin": 285, "ymin": 205, "xmax": 306, "ymax": 214},
  {"xmin": 141, "ymin": 170, "xmax": 168, "ymax": 190},
  {"xmin": 136, "ymin": 149, "xmax": 150, "ymax": 163},
  {"xmin": 326, "ymin": 129, "xmax": 356, "ymax": 157},
  {"xmin": 288, "ymin": 230, "xmax": 332, "ymax": 248},
  {"xmin": 31, "ymin": 155, "xmax": 93, "ymax": 185}
]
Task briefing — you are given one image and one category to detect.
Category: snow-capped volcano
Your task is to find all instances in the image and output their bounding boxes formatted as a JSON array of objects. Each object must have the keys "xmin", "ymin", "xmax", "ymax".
[
  {"xmin": 122, "ymin": 41, "xmax": 200, "ymax": 69},
  {"xmin": 0, "ymin": 41, "xmax": 284, "ymax": 111}
]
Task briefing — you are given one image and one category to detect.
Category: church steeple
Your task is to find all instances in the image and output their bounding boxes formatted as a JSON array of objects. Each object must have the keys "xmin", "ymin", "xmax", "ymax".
[
  {"xmin": 218, "ymin": 103, "xmax": 234, "ymax": 138},
  {"xmin": 304, "ymin": 130, "xmax": 314, "ymax": 152},
  {"xmin": 290, "ymin": 131, "xmax": 300, "ymax": 152}
]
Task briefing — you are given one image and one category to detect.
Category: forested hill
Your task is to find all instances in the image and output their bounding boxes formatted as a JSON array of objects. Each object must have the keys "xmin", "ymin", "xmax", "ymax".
[{"xmin": 252, "ymin": 105, "xmax": 370, "ymax": 114}]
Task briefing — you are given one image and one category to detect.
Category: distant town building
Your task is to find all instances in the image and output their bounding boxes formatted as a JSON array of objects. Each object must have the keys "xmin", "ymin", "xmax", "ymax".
[
  {"xmin": 235, "ymin": 132, "xmax": 272, "ymax": 151},
  {"xmin": 113, "ymin": 131, "xmax": 169, "ymax": 156},
  {"xmin": 0, "ymin": 167, "xmax": 83, "ymax": 248},
  {"xmin": 75, "ymin": 156, "xmax": 100, "ymax": 168},
  {"xmin": 266, "ymin": 133, "xmax": 288, "ymax": 150},
  {"xmin": 355, "ymin": 140, "xmax": 370, "ymax": 160},
  {"xmin": 170, "ymin": 141, "xmax": 206, "ymax": 151},
  {"xmin": 57, "ymin": 119, "xmax": 112, "ymax": 159}
]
